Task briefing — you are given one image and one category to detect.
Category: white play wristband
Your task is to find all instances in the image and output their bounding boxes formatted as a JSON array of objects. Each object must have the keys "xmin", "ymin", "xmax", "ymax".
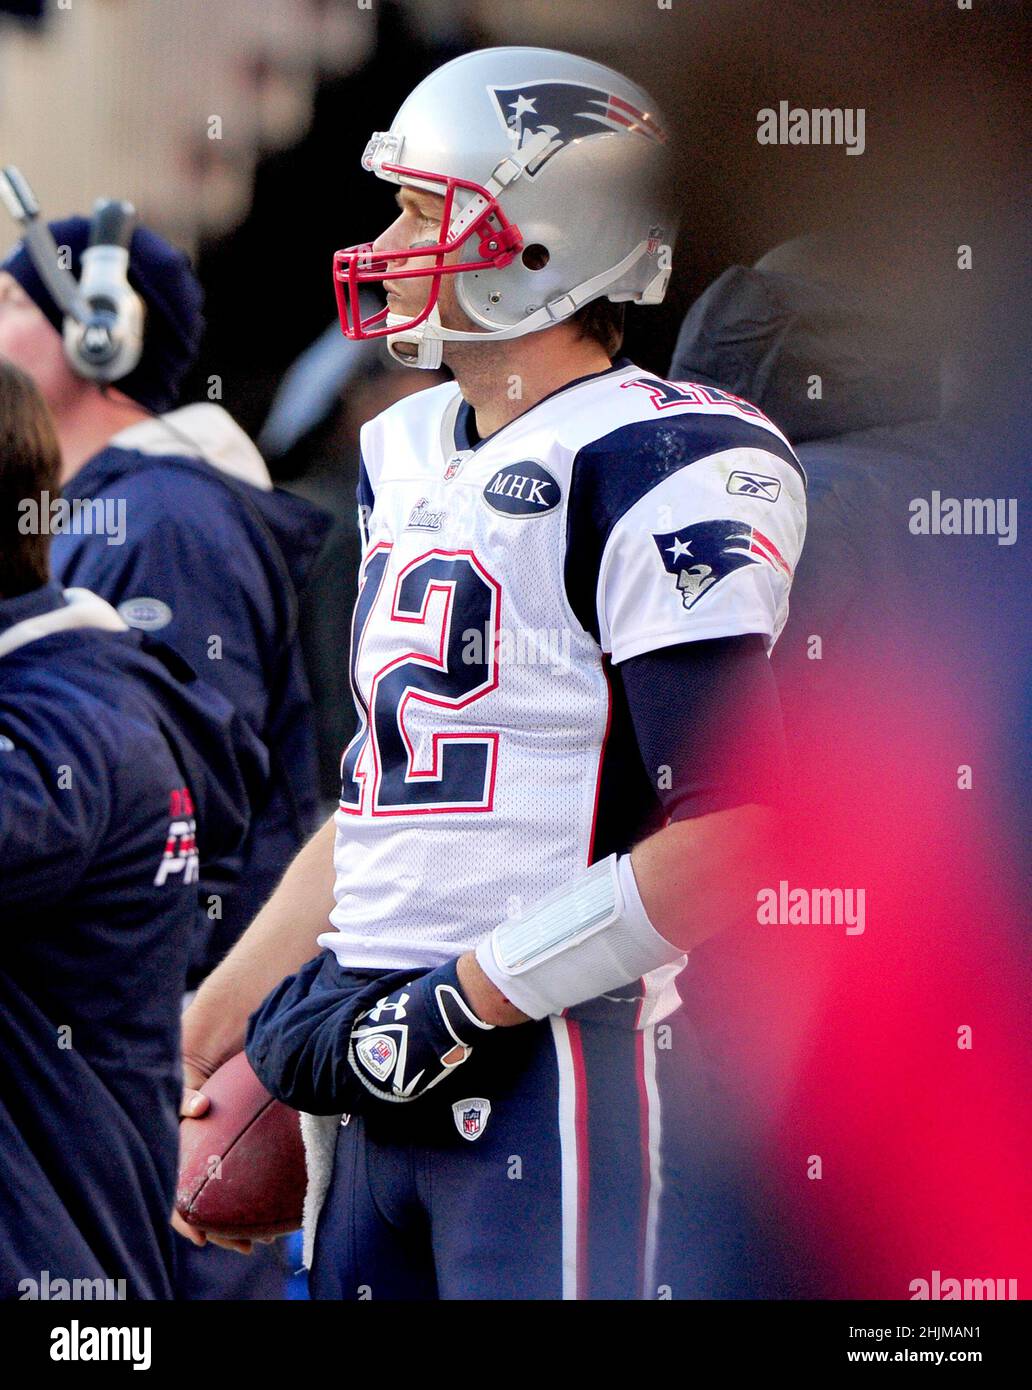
[{"xmin": 475, "ymin": 853, "xmax": 683, "ymax": 1020}]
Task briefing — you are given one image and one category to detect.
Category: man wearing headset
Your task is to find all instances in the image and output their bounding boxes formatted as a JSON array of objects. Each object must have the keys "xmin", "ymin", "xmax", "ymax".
[
  {"xmin": 182, "ymin": 47, "xmax": 807, "ymax": 1299},
  {"xmin": 0, "ymin": 208, "xmax": 330, "ymax": 1297},
  {"xmin": 0, "ymin": 213, "xmax": 331, "ymax": 987}
]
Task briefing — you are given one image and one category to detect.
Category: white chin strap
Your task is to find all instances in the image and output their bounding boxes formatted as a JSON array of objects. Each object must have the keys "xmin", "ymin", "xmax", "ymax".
[
  {"xmin": 385, "ymin": 236, "xmax": 666, "ymax": 371},
  {"xmin": 385, "ymin": 307, "xmax": 446, "ymax": 370},
  {"xmin": 385, "ymin": 301, "xmax": 564, "ymax": 371}
]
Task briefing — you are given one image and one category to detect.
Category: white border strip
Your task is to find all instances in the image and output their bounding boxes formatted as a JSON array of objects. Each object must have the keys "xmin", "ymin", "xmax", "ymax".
[
  {"xmin": 550, "ymin": 1016, "xmax": 581, "ymax": 1300},
  {"xmin": 641, "ymin": 1025, "xmax": 664, "ymax": 1297}
]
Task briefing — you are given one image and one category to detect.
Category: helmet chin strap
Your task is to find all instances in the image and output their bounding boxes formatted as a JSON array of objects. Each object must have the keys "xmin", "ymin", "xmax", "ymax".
[
  {"xmin": 385, "ymin": 237, "xmax": 658, "ymax": 371},
  {"xmin": 385, "ymin": 307, "xmax": 446, "ymax": 370}
]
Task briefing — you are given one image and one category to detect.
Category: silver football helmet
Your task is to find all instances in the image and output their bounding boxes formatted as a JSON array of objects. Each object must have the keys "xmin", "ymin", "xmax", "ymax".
[{"xmin": 333, "ymin": 46, "xmax": 675, "ymax": 368}]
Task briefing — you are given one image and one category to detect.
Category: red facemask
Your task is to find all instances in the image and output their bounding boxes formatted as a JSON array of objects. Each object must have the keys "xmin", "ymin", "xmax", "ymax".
[{"xmin": 332, "ymin": 162, "xmax": 524, "ymax": 342}]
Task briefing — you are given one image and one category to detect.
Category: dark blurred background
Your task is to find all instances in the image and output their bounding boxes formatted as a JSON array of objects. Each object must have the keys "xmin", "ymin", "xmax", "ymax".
[
  {"xmin": 193, "ymin": 2, "xmax": 1023, "ymax": 437},
  {"xmin": 189, "ymin": 0, "xmax": 1029, "ymax": 437},
  {"xmin": 4, "ymin": 0, "xmax": 1024, "ymax": 432}
]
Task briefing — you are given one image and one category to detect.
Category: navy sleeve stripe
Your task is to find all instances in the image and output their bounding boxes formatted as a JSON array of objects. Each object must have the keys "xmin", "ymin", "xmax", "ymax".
[
  {"xmin": 565, "ymin": 416, "xmax": 803, "ymax": 642},
  {"xmin": 358, "ymin": 455, "xmax": 375, "ymax": 548}
]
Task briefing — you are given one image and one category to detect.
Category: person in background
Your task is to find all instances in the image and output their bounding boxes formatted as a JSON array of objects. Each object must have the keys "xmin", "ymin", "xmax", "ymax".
[
  {"xmin": 0, "ymin": 215, "xmax": 331, "ymax": 1299},
  {"xmin": 666, "ymin": 234, "xmax": 1030, "ymax": 1295},
  {"xmin": 0, "ymin": 359, "xmax": 265, "ymax": 1299},
  {"xmin": 668, "ymin": 233, "xmax": 1028, "ymax": 815}
]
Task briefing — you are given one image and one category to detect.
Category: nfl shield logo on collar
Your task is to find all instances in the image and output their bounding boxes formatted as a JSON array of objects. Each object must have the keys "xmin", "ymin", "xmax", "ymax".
[
  {"xmin": 453, "ymin": 1097, "xmax": 492, "ymax": 1141},
  {"xmin": 444, "ymin": 450, "xmax": 472, "ymax": 481}
]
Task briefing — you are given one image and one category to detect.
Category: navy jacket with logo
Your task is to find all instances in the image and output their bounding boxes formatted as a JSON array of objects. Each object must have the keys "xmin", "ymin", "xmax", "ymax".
[
  {"xmin": 49, "ymin": 405, "xmax": 332, "ymax": 983},
  {"xmin": 0, "ymin": 583, "xmax": 266, "ymax": 1299}
]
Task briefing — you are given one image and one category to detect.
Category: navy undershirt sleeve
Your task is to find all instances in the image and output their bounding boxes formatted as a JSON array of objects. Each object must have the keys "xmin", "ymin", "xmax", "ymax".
[{"xmin": 619, "ymin": 634, "xmax": 789, "ymax": 822}]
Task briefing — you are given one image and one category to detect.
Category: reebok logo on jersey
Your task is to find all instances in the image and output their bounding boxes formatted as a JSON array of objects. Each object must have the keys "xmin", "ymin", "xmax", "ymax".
[
  {"xmin": 483, "ymin": 461, "xmax": 560, "ymax": 517},
  {"xmin": 727, "ymin": 470, "xmax": 782, "ymax": 502},
  {"xmin": 653, "ymin": 519, "xmax": 792, "ymax": 610}
]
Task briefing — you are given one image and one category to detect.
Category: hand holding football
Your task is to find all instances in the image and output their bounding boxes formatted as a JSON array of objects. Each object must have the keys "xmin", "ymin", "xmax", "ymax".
[{"xmin": 175, "ymin": 1050, "xmax": 306, "ymax": 1241}]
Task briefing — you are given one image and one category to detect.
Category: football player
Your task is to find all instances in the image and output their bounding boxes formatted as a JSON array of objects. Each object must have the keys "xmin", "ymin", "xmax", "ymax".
[{"xmin": 181, "ymin": 46, "xmax": 807, "ymax": 1299}]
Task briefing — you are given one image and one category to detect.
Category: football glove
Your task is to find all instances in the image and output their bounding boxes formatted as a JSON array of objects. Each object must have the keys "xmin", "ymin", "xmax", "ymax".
[{"xmin": 347, "ymin": 958, "xmax": 495, "ymax": 1103}]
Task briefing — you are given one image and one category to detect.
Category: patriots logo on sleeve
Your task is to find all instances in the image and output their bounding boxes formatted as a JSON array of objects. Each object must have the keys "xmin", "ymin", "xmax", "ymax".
[
  {"xmin": 652, "ymin": 519, "xmax": 792, "ymax": 610},
  {"xmin": 488, "ymin": 81, "xmax": 666, "ymax": 177}
]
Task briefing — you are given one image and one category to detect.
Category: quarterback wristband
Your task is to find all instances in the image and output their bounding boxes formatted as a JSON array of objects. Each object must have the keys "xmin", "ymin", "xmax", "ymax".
[{"xmin": 474, "ymin": 853, "xmax": 684, "ymax": 1020}]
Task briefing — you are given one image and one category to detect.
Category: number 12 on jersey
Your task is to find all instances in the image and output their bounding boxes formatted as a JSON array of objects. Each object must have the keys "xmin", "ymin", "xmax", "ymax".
[{"xmin": 339, "ymin": 543, "xmax": 502, "ymax": 815}]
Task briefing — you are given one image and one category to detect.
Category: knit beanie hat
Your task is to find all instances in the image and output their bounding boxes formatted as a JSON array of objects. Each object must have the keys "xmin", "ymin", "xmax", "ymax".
[{"xmin": 3, "ymin": 215, "xmax": 205, "ymax": 413}]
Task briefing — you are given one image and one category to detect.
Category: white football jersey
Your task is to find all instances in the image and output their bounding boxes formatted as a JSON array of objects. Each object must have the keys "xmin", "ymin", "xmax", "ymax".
[{"xmin": 318, "ymin": 358, "xmax": 806, "ymax": 1023}]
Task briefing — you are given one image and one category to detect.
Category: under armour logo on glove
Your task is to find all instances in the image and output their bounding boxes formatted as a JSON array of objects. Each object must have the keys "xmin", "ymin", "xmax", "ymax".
[
  {"xmin": 347, "ymin": 959, "xmax": 495, "ymax": 1103},
  {"xmin": 366, "ymin": 994, "xmax": 410, "ymax": 1022}
]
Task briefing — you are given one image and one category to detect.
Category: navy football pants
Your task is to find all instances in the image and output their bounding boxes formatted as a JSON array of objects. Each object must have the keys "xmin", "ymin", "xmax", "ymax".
[{"xmin": 309, "ymin": 1005, "xmax": 759, "ymax": 1301}]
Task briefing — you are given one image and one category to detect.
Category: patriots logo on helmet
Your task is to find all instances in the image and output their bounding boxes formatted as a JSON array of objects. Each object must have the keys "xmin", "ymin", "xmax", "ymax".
[
  {"xmin": 653, "ymin": 519, "xmax": 792, "ymax": 610},
  {"xmin": 488, "ymin": 81, "xmax": 667, "ymax": 177}
]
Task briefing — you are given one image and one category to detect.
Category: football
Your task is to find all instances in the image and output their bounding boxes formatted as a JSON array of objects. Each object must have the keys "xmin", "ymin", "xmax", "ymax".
[{"xmin": 175, "ymin": 1050, "xmax": 306, "ymax": 1241}]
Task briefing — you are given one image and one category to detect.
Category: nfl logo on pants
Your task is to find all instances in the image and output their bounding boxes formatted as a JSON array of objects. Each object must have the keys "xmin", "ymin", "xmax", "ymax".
[{"xmin": 453, "ymin": 1097, "xmax": 491, "ymax": 1141}]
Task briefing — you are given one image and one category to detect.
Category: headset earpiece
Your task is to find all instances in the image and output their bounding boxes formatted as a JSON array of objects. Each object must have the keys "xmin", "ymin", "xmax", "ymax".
[
  {"xmin": 63, "ymin": 199, "xmax": 145, "ymax": 383},
  {"xmin": 0, "ymin": 169, "xmax": 145, "ymax": 386}
]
